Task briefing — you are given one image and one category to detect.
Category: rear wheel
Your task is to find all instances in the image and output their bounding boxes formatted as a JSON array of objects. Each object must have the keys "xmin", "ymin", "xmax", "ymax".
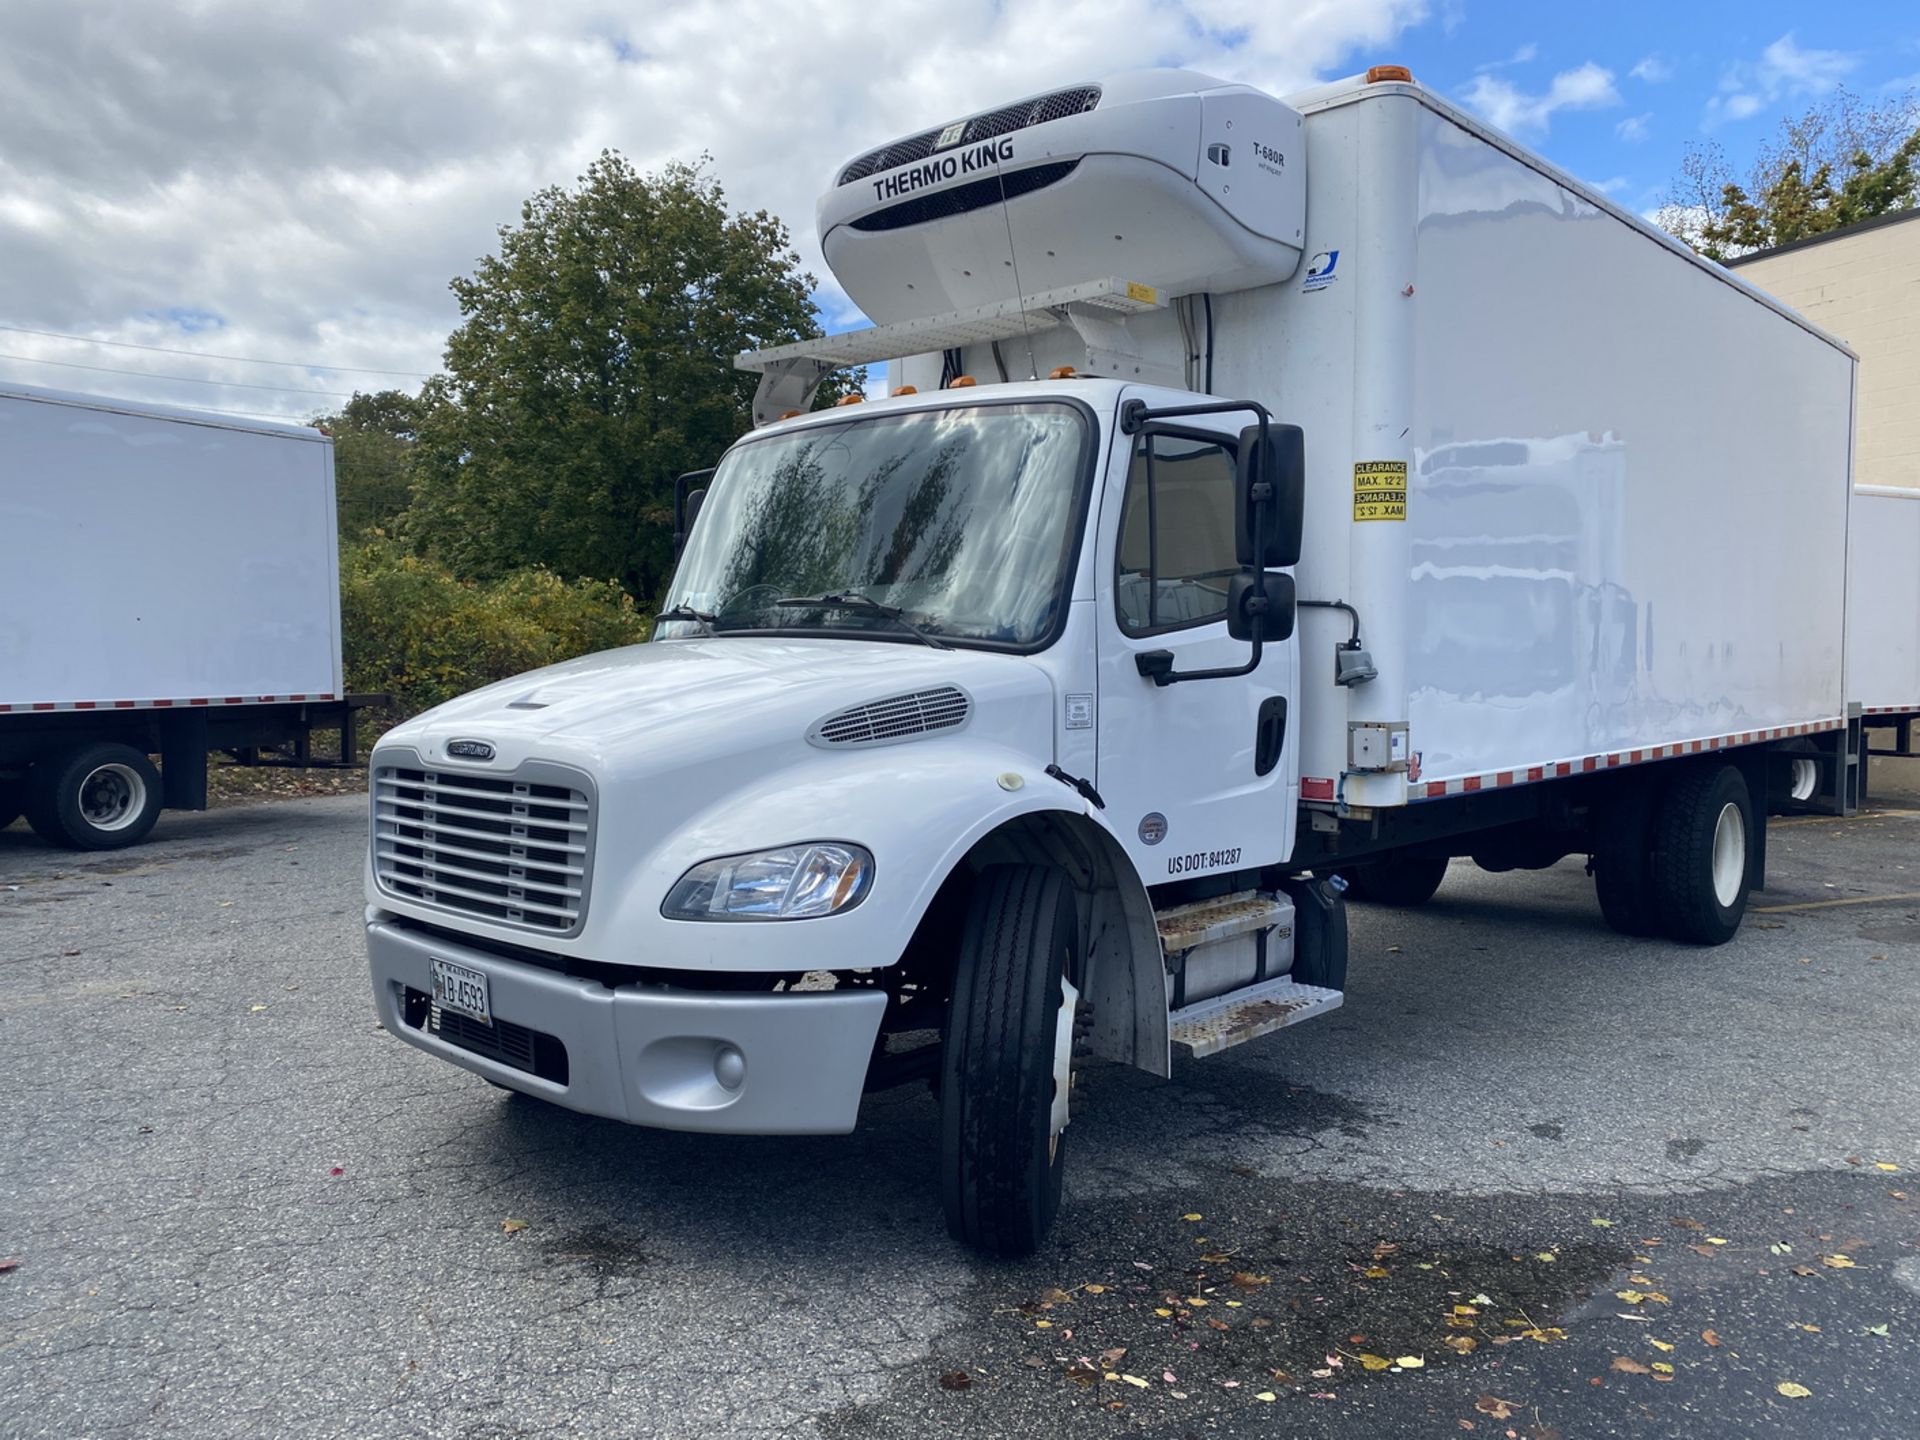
[
  {"xmin": 1650, "ymin": 765, "xmax": 1753, "ymax": 945},
  {"xmin": 939, "ymin": 865, "xmax": 1080, "ymax": 1257},
  {"xmin": 24, "ymin": 743, "xmax": 164, "ymax": 850},
  {"xmin": 1336, "ymin": 855, "xmax": 1449, "ymax": 907}
]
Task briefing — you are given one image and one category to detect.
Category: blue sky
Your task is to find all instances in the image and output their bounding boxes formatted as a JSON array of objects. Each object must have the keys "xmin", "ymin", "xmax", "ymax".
[{"xmin": 1391, "ymin": 2, "xmax": 1920, "ymax": 215}]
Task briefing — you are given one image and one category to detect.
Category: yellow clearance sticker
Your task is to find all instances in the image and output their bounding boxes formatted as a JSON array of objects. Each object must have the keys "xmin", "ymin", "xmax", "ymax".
[
  {"xmin": 1125, "ymin": 281, "xmax": 1159, "ymax": 305},
  {"xmin": 1353, "ymin": 460, "xmax": 1408, "ymax": 522}
]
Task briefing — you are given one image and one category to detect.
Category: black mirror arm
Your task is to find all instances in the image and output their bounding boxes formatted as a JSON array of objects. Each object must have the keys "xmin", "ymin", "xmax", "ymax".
[{"xmin": 1135, "ymin": 616, "xmax": 1266, "ymax": 686}]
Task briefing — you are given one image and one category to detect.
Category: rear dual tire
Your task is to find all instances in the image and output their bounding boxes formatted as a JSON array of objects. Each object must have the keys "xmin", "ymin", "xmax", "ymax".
[
  {"xmin": 1593, "ymin": 765, "xmax": 1753, "ymax": 945},
  {"xmin": 25, "ymin": 743, "xmax": 164, "ymax": 850}
]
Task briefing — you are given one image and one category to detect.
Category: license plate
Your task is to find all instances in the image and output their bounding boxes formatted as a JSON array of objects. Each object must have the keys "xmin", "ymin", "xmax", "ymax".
[{"xmin": 430, "ymin": 957, "xmax": 491, "ymax": 1026}]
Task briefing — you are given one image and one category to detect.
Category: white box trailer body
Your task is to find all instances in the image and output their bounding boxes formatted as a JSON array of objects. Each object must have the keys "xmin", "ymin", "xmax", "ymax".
[
  {"xmin": 365, "ymin": 70, "xmax": 1869, "ymax": 1256},
  {"xmin": 1, "ymin": 382, "xmax": 365, "ymax": 849},
  {"xmin": 1849, "ymin": 485, "xmax": 1920, "ymax": 717},
  {"xmin": 1, "ymin": 382, "xmax": 342, "ymax": 709}
]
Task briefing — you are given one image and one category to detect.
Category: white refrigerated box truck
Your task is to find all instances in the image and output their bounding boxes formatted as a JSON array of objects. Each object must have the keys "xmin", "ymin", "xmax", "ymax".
[
  {"xmin": 1850, "ymin": 484, "xmax": 1920, "ymax": 783},
  {"xmin": 1, "ymin": 382, "xmax": 377, "ymax": 848},
  {"xmin": 365, "ymin": 67, "xmax": 1872, "ymax": 1253}
]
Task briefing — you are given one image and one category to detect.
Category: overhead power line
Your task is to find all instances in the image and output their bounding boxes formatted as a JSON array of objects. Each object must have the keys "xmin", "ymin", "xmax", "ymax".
[
  {"xmin": 0, "ymin": 321, "xmax": 434, "ymax": 377},
  {"xmin": 0, "ymin": 350, "xmax": 356, "ymax": 398}
]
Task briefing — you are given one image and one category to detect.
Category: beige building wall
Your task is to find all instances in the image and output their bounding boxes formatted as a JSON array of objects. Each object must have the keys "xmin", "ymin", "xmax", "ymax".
[{"xmin": 1731, "ymin": 210, "xmax": 1920, "ymax": 490}]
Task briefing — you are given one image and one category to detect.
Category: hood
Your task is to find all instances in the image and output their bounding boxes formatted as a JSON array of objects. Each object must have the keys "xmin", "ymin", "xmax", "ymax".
[{"xmin": 382, "ymin": 635, "xmax": 1058, "ymax": 776}]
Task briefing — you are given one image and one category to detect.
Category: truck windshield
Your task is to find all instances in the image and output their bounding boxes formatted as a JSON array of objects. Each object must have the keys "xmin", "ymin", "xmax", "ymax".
[{"xmin": 661, "ymin": 402, "xmax": 1088, "ymax": 649}]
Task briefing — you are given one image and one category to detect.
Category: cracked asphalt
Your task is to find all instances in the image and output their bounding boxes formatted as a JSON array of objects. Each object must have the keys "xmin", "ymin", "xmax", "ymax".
[{"xmin": 3, "ymin": 757, "xmax": 1919, "ymax": 1439}]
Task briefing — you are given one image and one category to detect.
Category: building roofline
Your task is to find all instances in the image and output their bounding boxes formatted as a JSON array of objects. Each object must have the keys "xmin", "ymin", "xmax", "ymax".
[{"xmin": 1724, "ymin": 206, "xmax": 1920, "ymax": 268}]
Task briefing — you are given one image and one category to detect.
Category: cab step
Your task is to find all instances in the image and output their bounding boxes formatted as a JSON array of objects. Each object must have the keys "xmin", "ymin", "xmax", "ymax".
[
  {"xmin": 1168, "ymin": 977, "xmax": 1344, "ymax": 1059},
  {"xmin": 1155, "ymin": 890, "xmax": 1291, "ymax": 952}
]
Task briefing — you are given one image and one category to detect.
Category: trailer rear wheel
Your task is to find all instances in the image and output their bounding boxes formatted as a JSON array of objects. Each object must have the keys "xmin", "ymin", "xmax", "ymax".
[
  {"xmin": 1335, "ymin": 855, "xmax": 1448, "ymax": 907},
  {"xmin": 939, "ymin": 864, "xmax": 1080, "ymax": 1257},
  {"xmin": 1650, "ymin": 765, "xmax": 1753, "ymax": 945},
  {"xmin": 25, "ymin": 743, "xmax": 164, "ymax": 851},
  {"xmin": 1592, "ymin": 780, "xmax": 1664, "ymax": 937}
]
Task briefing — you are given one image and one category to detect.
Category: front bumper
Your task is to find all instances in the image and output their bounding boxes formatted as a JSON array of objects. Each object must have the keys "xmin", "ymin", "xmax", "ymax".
[{"xmin": 366, "ymin": 919, "xmax": 888, "ymax": 1134}]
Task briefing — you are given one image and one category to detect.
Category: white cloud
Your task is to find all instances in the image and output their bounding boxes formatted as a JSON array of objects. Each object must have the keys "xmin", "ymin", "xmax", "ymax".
[
  {"xmin": 1629, "ymin": 54, "xmax": 1672, "ymax": 84},
  {"xmin": 1587, "ymin": 176, "xmax": 1630, "ymax": 196},
  {"xmin": 1459, "ymin": 61, "xmax": 1622, "ymax": 138},
  {"xmin": 1707, "ymin": 31, "xmax": 1858, "ymax": 126},
  {"xmin": 1476, "ymin": 42, "xmax": 1538, "ymax": 72},
  {"xmin": 1615, "ymin": 112, "xmax": 1653, "ymax": 142},
  {"xmin": 0, "ymin": 0, "xmax": 1427, "ymax": 421}
]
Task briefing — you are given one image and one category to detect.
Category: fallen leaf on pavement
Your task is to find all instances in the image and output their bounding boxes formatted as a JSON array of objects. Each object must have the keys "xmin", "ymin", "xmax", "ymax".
[
  {"xmin": 1122, "ymin": 1374, "xmax": 1149, "ymax": 1388},
  {"xmin": 938, "ymin": 1372, "xmax": 972, "ymax": 1391},
  {"xmin": 1821, "ymin": 1254, "xmax": 1856, "ymax": 1269},
  {"xmin": 1396, "ymin": 1356, "xmax": 1425, "ymax": 1369},
  {"xmin": 1592, "ymin": 1217, "xmax": 1614, "ymax": 1228},
  {"xmin": 1690, "ymin": 1244, "xmax": 1720, "ymax": 1257},
  {"xmin": 500, "ymin": 1219, "xmax": 529, "ymax": 1234},
  {"xmin": 1254, "ymin": 1391, "xmax": 1276, "ymax": 1402},
  {"xmin": 1182, "ymin": 1213, "xmax": 1203, "ymax": 1222},
  {"xmin": 1702, "ymin": 1329, "xmax": 1722, "ymax": 1346},
  {"xmin": 1876, "ymin": 1163, "xmax": 1900, "ymax": 1173},
  {"xmin": 0, "ymin": 1258, "xmax": 19, "ymax": 1273},
  {"xmin": 1611, "ymin": 1357, "xmax": 1650, "ymax": 1375},
  {"xmin": 1776, "ymin": 1382, "xmax": 1812, "ymax": 1398},
  {"xmin": 1359, "ymin": 1354, "xmax": 1392, "ymax": 1371},
  {"xmin": 1475, "ymin": 1396, "xmax": 1519, "ymax": 1419},
  {"xmin": 1791, "ymin": 1265, "xmax": 1817, "ymax": 1276},
  {"xmin": 1084, "ymin": 1284, "xmax": 1106, "ymax": 1294},
  {"xmin": 1445, "ymin": 1336, "xmax": 1478, "ymax": 1354},
  {"xmin": 1649, "ymin": 1339, "xmax": 1674, "ymax": 1352}
]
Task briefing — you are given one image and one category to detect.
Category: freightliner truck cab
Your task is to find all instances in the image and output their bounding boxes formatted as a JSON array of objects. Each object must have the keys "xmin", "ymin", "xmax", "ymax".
[{"xmin": 367, "ymin": 68, "xmax": 1343, "ymax": 1253}]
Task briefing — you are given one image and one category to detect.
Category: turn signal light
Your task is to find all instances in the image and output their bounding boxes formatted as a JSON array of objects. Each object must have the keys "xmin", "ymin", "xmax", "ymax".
[
  {"xmin": 835, "ymin": 393, "xmax": 865, "ymax": 406},
  {"xmin": 947, "ymin": 375, "xmax": 977, "ymax": 388},
  {"xmin": 1366, "ymin": 64, "xmax": 1413, "ymax": 83},
  {"xmin": 891, "ymin": 384, "xmax": 918, "ymax": 396}
]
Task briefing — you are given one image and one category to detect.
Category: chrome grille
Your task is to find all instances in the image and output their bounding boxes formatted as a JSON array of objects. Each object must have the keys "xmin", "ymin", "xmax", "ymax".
[
  {"xmin": 372, "ymin": 758, "xmax": 593, "ymax": 935},
  {"xmin": 813, "ymin": 686, "xmax": 971, "ymax": 747},
  {"xmin": 836, "ymin": 85, "xmax": 1102, "ymax": 186}
]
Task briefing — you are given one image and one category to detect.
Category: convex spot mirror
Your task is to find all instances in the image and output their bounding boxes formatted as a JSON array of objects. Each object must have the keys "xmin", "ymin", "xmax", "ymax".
[
  {"xmin": 1226, "ymin": 570, "xmax": 1296, "ymax": 644},
  {"xmin": 1233, "ymin": 422, "xmax": 1305, "ymax": 569}
]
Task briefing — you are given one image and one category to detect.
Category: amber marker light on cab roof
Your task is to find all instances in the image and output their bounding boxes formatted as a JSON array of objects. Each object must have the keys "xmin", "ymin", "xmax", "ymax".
[
  {"xmin": 1048, "ymin": 366, "xmax": 1077, "ymax": 379},
  {"xmin": 835, "ymin": 393, "xmax": 865, "ymax": 406},
  {"xmin": 1366, "ymin": 64, "xmax": 1413, "ymax": 83},
  {"xmin": 891, "ymin": 384, "xmax": 918, "ymax": 396},
  {"xmin": 946, "ymin": 375, "xmax": 977, "ymax": 388},
  {"xmin": 777, "ymin": 409, "xmax": 802, "ymax": 419}
]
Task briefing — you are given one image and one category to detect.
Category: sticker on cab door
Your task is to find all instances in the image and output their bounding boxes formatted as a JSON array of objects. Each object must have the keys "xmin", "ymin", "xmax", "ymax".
[{"xmin": 1353, "ymin": 460, "xmax": 1408, "ymax": 522}]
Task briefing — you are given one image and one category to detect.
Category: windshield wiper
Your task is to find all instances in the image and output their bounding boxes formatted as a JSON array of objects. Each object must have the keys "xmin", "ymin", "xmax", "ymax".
[
  {"xmin": 654, "ymin": 603, "xmax": 718, "ymax": 630},
  {"xmin": 771, "ymin": 591, "xmax": 953, "ymax": 650}
]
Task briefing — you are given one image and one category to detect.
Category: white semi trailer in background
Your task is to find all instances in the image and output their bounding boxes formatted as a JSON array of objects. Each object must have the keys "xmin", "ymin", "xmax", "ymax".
[
  {"xmin": 0, "ymin": 383, "xmax": 375, "ymax": 848},
  {"xmin": 366, "ymin": 68, "xmax": 1883, "ymax": 1254}
]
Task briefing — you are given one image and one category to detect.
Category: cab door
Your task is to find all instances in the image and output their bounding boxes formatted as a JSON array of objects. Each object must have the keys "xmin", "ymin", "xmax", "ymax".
[{"xmin": 1093, "ymin": 406, "xmax": 1299, "ymax": 885}]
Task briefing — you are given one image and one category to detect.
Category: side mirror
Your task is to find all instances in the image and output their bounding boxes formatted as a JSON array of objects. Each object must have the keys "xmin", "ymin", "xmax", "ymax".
[
  {"xmin": 673, "ymin": 468, "xmax": 715, "ymax": 559},
  {"xmin": 1234, "ymin": 423, "xmax": 1304, "ymax": 568},
  {"xmin": 1226, "ymin": 569, "xmax": 1296, "ymax": 644}
]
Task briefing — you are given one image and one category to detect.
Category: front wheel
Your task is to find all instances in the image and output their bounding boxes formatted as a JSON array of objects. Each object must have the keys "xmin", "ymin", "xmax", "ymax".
[
  {"xmin": 24, "ymin": 743, "xmax": 164, "ymax": 850},
  {"xmin": 939, "ymin": 865, "xmax": 1080, "ymax": 1257}
]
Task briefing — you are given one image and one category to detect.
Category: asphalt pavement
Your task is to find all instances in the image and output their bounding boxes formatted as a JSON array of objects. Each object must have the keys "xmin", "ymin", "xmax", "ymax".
[{"xmin": 3, "ymin": 758, "xmax": 1919, "ymax": 1439}]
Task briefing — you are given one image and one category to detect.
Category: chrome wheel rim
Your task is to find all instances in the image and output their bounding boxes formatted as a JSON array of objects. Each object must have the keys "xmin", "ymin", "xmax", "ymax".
[
  {"xmin": 1710, "ymin": 801, "xmax": 1745, "ymax": 908},
  {"xmin": 1049, "ymin": 974, "xmax": 1079, "ymax": 1163},
  {"xmin": 79, "ymin": 763, "xmax": 145, "ymax": 831}
]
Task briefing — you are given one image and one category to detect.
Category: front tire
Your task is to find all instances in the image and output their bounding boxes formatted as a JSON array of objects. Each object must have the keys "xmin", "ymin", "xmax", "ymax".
[
  {"xmin": 1650, "ymin": 765, "xmax": 1753, "ymax": 945},
  {"xmin": 24, "ymin": 743, "xmax": 164, "ymax": 850},
  {"xmin": 939, "ymin": 865, "xmax": 1080, "ymax": 1257}
]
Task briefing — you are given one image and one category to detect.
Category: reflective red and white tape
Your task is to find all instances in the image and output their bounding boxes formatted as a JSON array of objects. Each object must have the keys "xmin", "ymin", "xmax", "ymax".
[{"xmin": 0, "ymin": 694, "xmax": 337, "ymax": 714}]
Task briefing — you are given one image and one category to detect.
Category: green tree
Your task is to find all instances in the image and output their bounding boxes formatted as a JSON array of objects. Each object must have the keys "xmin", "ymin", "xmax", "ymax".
[
  {"xmin": 1659, "ymin": 87, "xmax": 1920, "ymax": 261},
  {"xmin": 315, "ymin": 389, "xmax": 422, "ymax": 539},
  {"xmin": 405, "ymin": 153, "xmax": 842, "ymax": 600}
]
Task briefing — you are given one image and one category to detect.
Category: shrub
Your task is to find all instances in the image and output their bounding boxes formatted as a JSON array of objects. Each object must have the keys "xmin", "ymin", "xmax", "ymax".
[{"xmin": 340, "ymin": 537, "xmax": 650, "ymax": 714}]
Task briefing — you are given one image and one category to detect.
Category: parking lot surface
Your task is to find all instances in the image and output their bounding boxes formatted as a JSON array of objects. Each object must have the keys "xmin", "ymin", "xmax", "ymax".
[{"xmin": 4, "ymin": 761, "xmax": 1919, "ymax": 1438}]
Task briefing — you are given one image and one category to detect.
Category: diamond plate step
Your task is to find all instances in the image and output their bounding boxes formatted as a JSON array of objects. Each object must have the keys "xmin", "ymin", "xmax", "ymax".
[
  {"xmin": 1155, "ymin": 890, "xmax": 1290, "ymax": 953},
  {"xmin": 1169, "ymin": 977, "xmax": 1344, "ymax": 1059}
]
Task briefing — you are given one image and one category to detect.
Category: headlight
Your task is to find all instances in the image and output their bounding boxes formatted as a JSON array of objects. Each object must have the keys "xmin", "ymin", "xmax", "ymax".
[{"xmin": 661, "ymin": 842, "xmax": 874, "ymax": 921}]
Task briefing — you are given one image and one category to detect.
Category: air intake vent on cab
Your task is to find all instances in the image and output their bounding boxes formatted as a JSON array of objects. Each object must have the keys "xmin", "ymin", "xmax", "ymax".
[
  {"xmin": 836, "ymin": 85, "xmax": 1102, "ymax": 186},
  {"xmin": 810, "ymin": 686, "xmax": 971, "ymax": 747}
]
